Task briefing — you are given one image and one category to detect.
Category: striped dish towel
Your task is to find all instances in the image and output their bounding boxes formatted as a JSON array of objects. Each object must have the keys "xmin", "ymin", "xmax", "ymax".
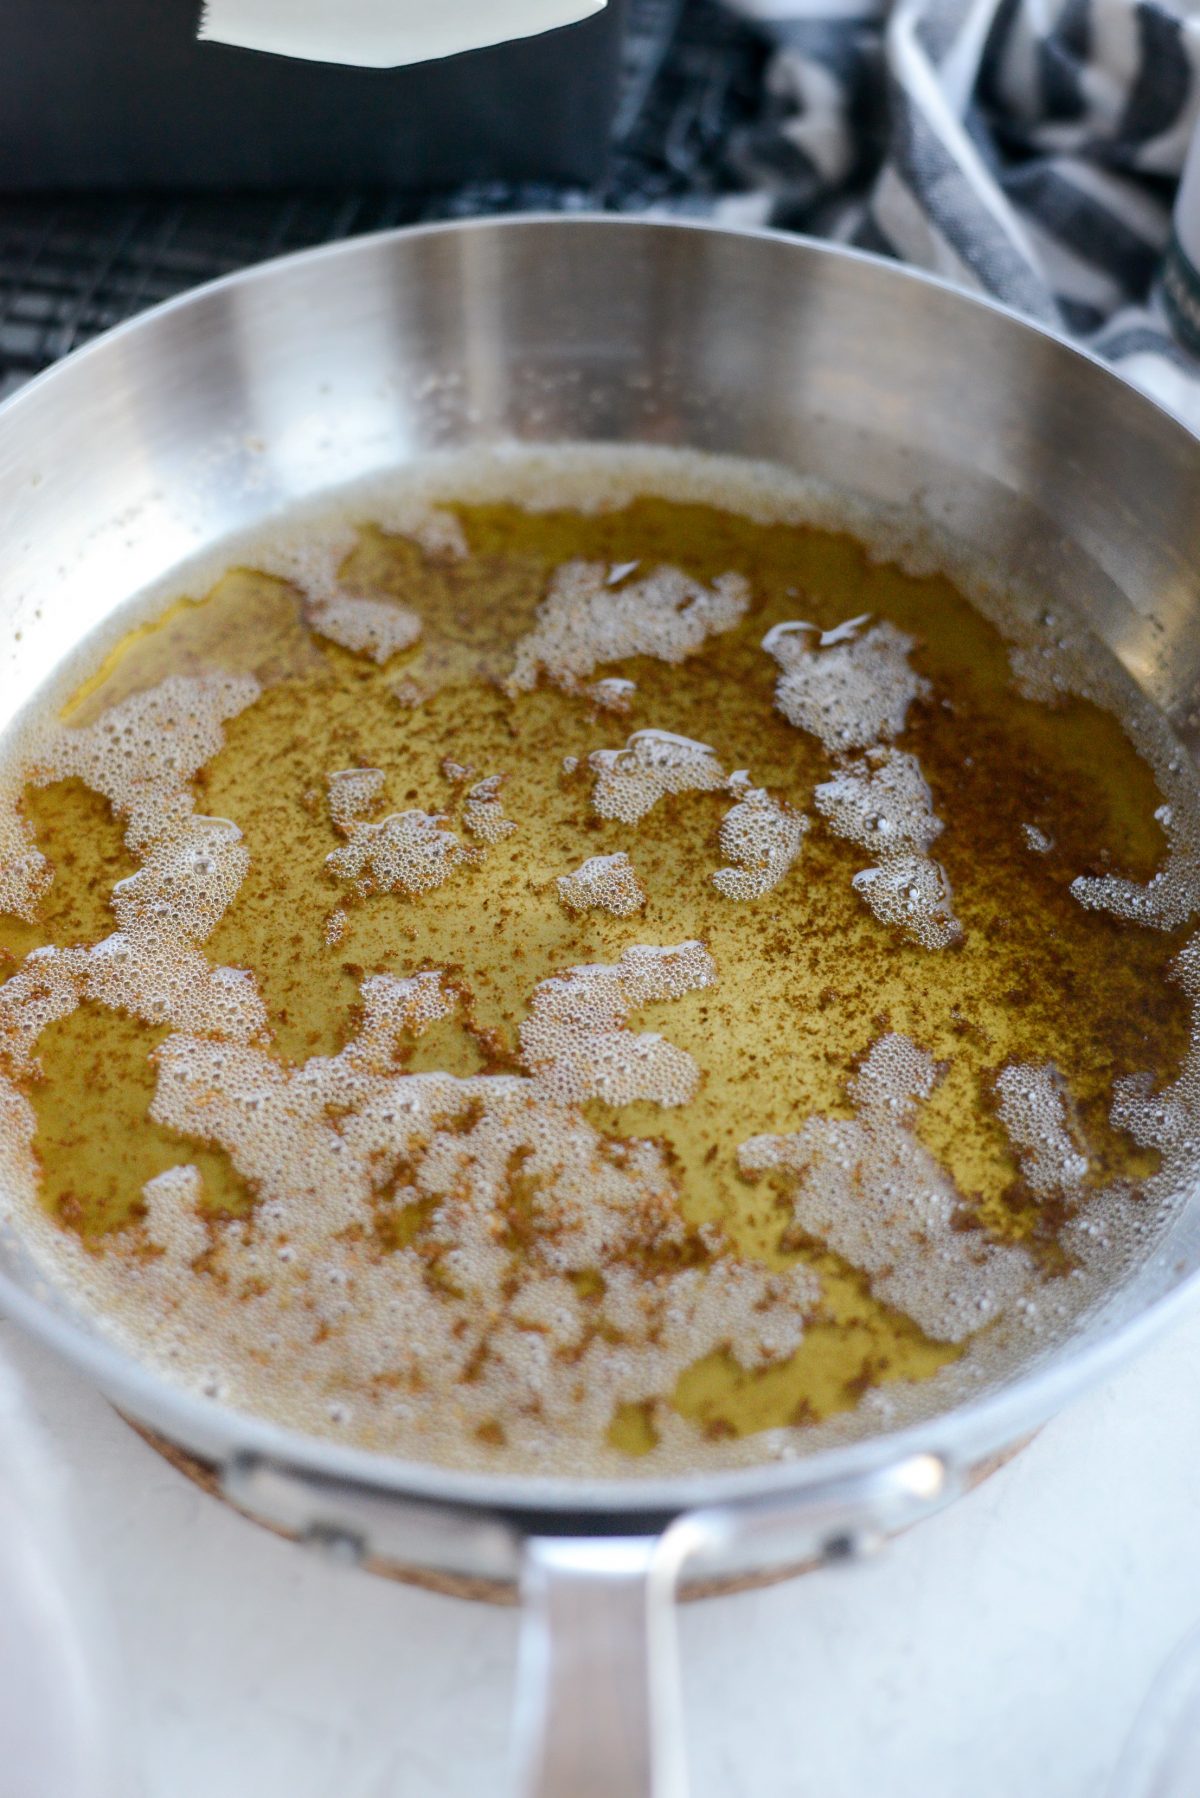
[{"xmin": 715, "ymin": 0, "xmax": 1200, "ymax": 425}]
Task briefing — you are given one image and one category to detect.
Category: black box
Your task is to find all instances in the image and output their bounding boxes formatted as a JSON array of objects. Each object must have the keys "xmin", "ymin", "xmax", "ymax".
[{"xmin": 0, "ymin": 0, "xmax": 625, "ymax": 190}]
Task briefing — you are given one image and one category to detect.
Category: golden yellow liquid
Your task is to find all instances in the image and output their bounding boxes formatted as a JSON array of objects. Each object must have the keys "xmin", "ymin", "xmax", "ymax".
[{"xmin": 0, "ymin": 494, "xmax": 1188, "ymax": 1459}]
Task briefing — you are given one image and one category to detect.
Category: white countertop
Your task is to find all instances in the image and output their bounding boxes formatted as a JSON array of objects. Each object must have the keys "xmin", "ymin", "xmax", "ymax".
[{"xmin": 4, "ymin": 1304, "xmax": 1200, "ymax": 1798}]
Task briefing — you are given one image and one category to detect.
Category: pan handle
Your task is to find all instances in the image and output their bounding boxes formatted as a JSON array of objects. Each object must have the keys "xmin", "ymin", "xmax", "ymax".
[{"xmin": 511, "ymin": 1532, "xmax": 696, "ymax": 1798}]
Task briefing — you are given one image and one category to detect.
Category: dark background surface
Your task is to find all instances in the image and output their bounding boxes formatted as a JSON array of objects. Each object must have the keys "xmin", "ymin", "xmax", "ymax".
[
  {"xmin": 0, "ymin": 0, "xmax": 768, "ymax": 393},
  {"xmin": 0, "ymin": 0, "xmax": 626, "ymax": 190}
]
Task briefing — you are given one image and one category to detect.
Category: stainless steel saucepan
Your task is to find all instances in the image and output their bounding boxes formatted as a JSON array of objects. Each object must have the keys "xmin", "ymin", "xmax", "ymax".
[{"xmin": 1, "ymin": 217, "xmax": 1199, "ymax": 1797}]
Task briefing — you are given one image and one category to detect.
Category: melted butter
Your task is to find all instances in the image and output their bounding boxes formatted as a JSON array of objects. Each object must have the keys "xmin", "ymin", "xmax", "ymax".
[
  {"xmin": 31, "ymin": 1005, "xmax": 253, "ymax": 1235},
  {"xmin": 1, "ymin": 492, "xmax": 1191, "ymax": 1462},
  {"xmin": 0, "ymin": 779, "xmax": 136, "ymax": 969}
]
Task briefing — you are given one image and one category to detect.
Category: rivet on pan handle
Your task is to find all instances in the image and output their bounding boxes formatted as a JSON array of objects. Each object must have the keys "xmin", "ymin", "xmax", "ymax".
[{"xmin": 221, "ymin": 1452, "xmax": 525, "ymax": 1583}]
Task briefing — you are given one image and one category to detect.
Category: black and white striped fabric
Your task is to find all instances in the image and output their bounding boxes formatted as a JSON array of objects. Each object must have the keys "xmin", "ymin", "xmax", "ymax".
[{"xmin": 714, "ymin": 0, "xmax": 1200, "ymax": 424}]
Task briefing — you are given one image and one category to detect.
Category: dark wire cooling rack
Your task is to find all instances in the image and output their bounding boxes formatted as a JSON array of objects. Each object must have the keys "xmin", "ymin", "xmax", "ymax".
[{"xmin": 0, "ymin": 0, "xmax": 767, "ymax": 395}]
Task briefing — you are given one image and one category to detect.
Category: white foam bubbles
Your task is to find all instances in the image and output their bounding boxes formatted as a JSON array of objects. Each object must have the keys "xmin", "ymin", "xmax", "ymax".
[
  {"xmin": 585, "ymin": 734, "xmax": 809, "ymax": 903},
  {"xmin": 253, "ymin": 525, "xmax": 422, "ymax": 665},
  {"xmin": 588, "ymin": 677, "xmax": 637, "ymax": 714},
  {"xmin": 307, "ymin": 593, "xmax": 422, "ymax": 665},
  {"xmin": 462, "ymin": 774, "xmax": 517, "ymax": 845},
  {"xmin": 851, "ymin": 856, "xmax": 961, "ymax": 950},
  {"xmin": 0, "ymin": 678, "xmax": 267, "ymax": 1075},
  {"xmin": 26, "ymin": 672, "xmax": 260, "ymax": 860},
  {"xmin": 739, "ymin": 1033, "xmax": 1035, "ymax": 1341},
  {"xmin": 1071, "ymin": 859, "xmax": 1200, "ymax": 932},
  {"xmin": 1005, "ymin": 610, "xmax": 1200, "ymax": 935},
  {"xmin": 520, "ymin": 942, "xmax": 715, "ymax": 1107},
  {"xmin": 762, "ymin": 616, "xmax": 930, "ymax": 753},
  {"xmin": 370, "ymin": 500, "xmax": 469, "ymax": 562},
  {"xmin": 588, "ymin": 730, "xmax": 728, "ymax": 824},
  {"xmin": 1084, "ymin": 934, "xmax": 1200, "ymax": 1278},
  {"xmin": 556, "ymin": 851, "xmax": 647, "ymax": 917},
  {"xmin": 110, "ymin": 815, "xmax": 248, "ymax": 943},
  {"xmin": 798, "ymin": 686, "xmax": 958, "ymax": 947},
  {"xmin": 0, "ymin": 763, "xmax": 50, "ymax": 922},
  {"xmin": 815, "ymin": 747, "xmax": 942, "ymax": 856},
  {"xmin": 142, "ymin": 1165, "xmax": 209, "ymax": 1263},
  {"xmin": 348, "ymin": 971, "xmax": 458, "ymax": 1064},
  {"xmin": 711, "ymin": 782, "xmax": 808, "ymax": 900},
  {"xmin": 995, "ymin": 1061, "xmax": 1089, "ymax": 1199},
  {"xmin": 326, "ymin": 808, "xmax": 472, "ymax": 897},
  {"xmin": 244, "ymin": 525, "xmax": 357, "ymax": 609},
  {"xmin": 326, "ymin": 767, "xmax": 386, "ymax": 830},
  {"xmin": 506, "ymin": 561, "xmax": 750, "ymax": 695},
  {"xmin": 389, "ymin": 675, "xmax": 426, "ymax": 709}
]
